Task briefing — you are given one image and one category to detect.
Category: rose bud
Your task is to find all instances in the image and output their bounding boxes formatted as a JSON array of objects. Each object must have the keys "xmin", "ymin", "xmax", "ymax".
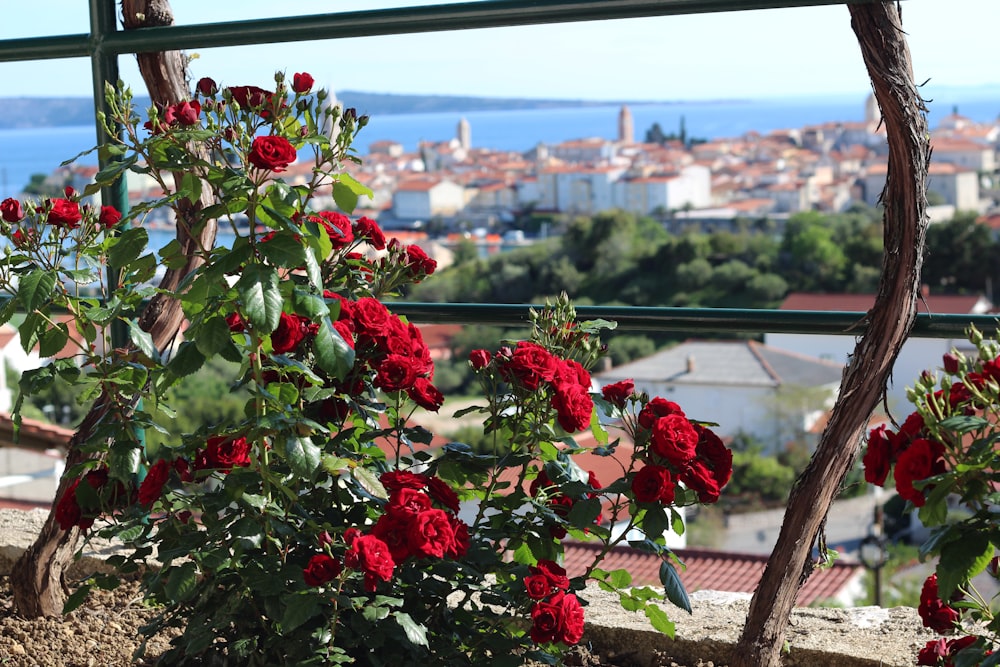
[
  {"xmin": 0, "ymin": 198, "xmax": 24, "ymax": 222},
  {"xmin": 196, "ymin": 77, "xmax": 218, "ymax": 97},
  {"xmin": 292, "ymin": 72, "xmax": 314, "ymax": 94},
  {"xmin": 942, "ymin": 352, "xmax": 961, "ymax": 374}
]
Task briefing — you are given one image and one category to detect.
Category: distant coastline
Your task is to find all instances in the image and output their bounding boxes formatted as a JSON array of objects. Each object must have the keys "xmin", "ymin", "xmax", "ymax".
[{"xmin": 0, "ymin": 91, "xmax": 734, "ymax": 130}]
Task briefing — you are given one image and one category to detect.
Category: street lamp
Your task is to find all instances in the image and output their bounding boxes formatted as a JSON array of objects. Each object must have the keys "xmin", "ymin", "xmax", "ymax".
[{"xmin": 859, "ymin": 504, "xmax": 889, "ymax": 606}]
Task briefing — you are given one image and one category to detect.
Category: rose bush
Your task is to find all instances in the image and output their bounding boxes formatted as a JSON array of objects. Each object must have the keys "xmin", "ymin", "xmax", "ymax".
[
  {"xmin": 0, "ymin": 73, "xmax": 732, "ymax": 666},
  {"xmin": 862, "ymin": 327, "xmax": 1000, "ymax": 666}
]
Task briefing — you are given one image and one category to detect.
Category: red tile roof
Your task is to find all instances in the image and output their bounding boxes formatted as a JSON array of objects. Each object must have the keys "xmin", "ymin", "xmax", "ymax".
[
  {"xmin": 779, "ymin": 292, "xmax": 987, "ymax": 315},
  {"xmin": 0, "ymin": 413, "xmax": 74, "ymax": 452},
  {"xmin": 562, "ymin": 541, "xmax": 863, "ymax": 606}
]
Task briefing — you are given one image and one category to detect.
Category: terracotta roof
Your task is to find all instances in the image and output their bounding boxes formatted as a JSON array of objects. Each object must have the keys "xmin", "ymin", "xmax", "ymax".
[
  {"xmin": 562, "ymin": 541, "xmax": 863, "ymax": 606},
  {"xmin": 0, "ymin": 413, "xmax": 74, "ymax": 452},
  {"xmin": 779, "ymin": 292, "xmax": 990, "ymax": 315}
]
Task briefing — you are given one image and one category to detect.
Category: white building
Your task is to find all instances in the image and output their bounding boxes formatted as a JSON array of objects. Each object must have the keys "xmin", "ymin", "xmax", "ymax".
[
  {"xmin": 392, "ymin": 178, "xmax": 465, "ymax": 220},
  {"xmin": 613, "ymin": 165, "xmax": 711, "ymax": 215}
]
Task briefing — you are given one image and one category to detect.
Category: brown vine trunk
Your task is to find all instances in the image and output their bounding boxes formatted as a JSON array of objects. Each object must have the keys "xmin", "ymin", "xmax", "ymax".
[
  {"xmin": 731, "ymin": 4, "xmax": 929, "ymax": 666},
  {"xmin": 11, "ymin": 0, "xmax": 217, "ymax": 618}
]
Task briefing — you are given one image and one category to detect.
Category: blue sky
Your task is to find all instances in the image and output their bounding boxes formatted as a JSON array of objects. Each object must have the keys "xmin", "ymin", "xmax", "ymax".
[{"xmin": 1, "ymin": 1, "xmax": 997, "ymax": 102}]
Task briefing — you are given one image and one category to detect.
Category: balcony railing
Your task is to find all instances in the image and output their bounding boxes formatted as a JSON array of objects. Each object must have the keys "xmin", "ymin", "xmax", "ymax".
[{"xmin": 1, "ymin": 0, "xmax": 995, "ymax": 340}]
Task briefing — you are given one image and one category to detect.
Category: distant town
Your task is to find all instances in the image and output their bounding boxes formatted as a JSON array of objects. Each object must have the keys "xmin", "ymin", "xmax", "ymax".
[{"xmin": 33, "ymin": 94, "xmax": 1000, "ymax": 256}]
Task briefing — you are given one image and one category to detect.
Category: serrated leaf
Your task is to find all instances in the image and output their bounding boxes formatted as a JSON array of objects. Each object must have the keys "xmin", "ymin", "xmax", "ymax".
[
  {"xmin": 117, "ymin": 524, "xmax": 146, "ymax": 543},
  {"xmin": 0, "ymin": 297, "xmax": 15, "ymax": 327},
  {"xmin": 164, "ymin": 562, "xmax": 199, "ymax": 602},
  {"xmin": 313, "ymin": 318, "xmax": 354, "ymax": 380},
  {"xmin": 18, "ymin": 269, "xmax": 56, "ymax": 311},
  {"xmin": 642, "ymin": 505, "xmax": 669, "ymax": 541},
  {"xmin": 352, "ymin": 466, "xmax": 387, "ymax": 500},
  {"xmin": 179, "ymin": 171, "xmax": 203, "ymax": 204},
  {"xmin": 394, "ymin": 612, "xmax": 428, "ymax": 648},
  {"xmin": 108, "ymin": 226, "xmax": 149, "ymax": 268},
  {"xmin": 236, "ymin": 264, "xmax": 282, "ymax": 334},
  {"xmin": 259, "ymin": 232, "xmax": 307, "ymax": 269},
  {"xmin": 331, "ymin": 181, "xmax": 358, "ymax": 213},
  {"xmin": 168, "ymin": 341, "xmax": 206, "ymax": 377},
  {"xmin": 660, "ymin": 558, "xmax": 691, "ymax": 614},
  {"xmin": 38, "ymin": 323, "xmax": 69, "ymax": 358},
  {"xmin": 285, "ymin": 437, "xmax": 321, "ymax": 479},
  {"xmin": 644, "ymin": 603, "xmax": 676, "ymax": 638},
  {"xmin": 938, "ymin": 532, "xmax": 992, "ymax": 599},
  {"xmin": 194, "ymin": 316, "xmax": 233, "ymax": 357},
  {"xmin": 109, "ymin": 444, "xmax": 142, "ymax": 479},
  {"xmin": 63, "ymin": 584, "xmax": 92, "ymax": 614},
  {"xmin": 608, "ymin": 568, "xmax": 633, "ymax": 589},
  {"xmin": 281, "ymin": 594, "xmax": 321, "ymax": 632},
  {"xmin": 128, "ymin": 320, "xmax": 157, "ymax": 360}
]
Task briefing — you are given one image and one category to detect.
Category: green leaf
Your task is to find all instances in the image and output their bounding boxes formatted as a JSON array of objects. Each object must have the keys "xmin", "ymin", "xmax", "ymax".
[
  {"xmin": 164, "ymin": 562, "xmax": 199, "ymax": 602},
  {"xmin": 108, "ymin": 226, "xmax": 149, "ymax": 268},
  {"xmin": 236, "ymin": 264, "xmax": 282, "ymax": 334},
  {"xmin": 937, "ymin": 532, "xmax": 992, "ymax": 599},
  {"xmin": 259, "ymin": 232, "xmax": 307, "ymax": 269},
  {"xmin": 313, "ymin": 318, "xmax": 354, "ymax": 380},
  {"xmin": 331, "ymin": 181, "xmax": 358, "ymax": 213},
  {"xmin": 352, "ymin": 466, "xmax": 387, "ymax": 501},
  {"xmin": 608, "ymin": 568, "xmax": 633, "ymax": 589},
  {"xmin": 393, "ymin": 612, "xmax": 429, "ymax": 648},
  {"xmin": 108, "ymin": 444, "xmax": 142, "ymax": 479},
  {"xmin": 38, "ymin": 323, "xmax": 69, "ymax": 358},
  {"xmin": 116, "ymin": 524, "xmax": 146, "ymax": 543},
  {"xmin": 194, "ymin": 316, "xmax": 233, "ymax": 357},
  {"xmin": 63, "ymin": 584, "xmax": 92, "ymax": 614},
  {"xmin": 644, "ymin": 603, "xmax": 676, "ymax": 638},
  {"xmin": 178, "ymin": 171, "xmax": 203, "ymax": 204},
  {"xmin": 128, "ymin": 320, "xmax": 158, "ymax": 360},
  {"xmin": 0, "ymin": 297, "xmax": 15, "ymax": 327},
  {"xmin": 18, "ymin": 269, "xmax": 56, "ymax": 311},
  {"xmin": 168, "ymin": 341, "xmax": 206, "ymax": 377},
  {"xmin": 642, "ymin": 505, "xmax": 669, "ymax": 541},
  {"xmin": 18, "ymin": 312, "xmax": 44, "ymax": 354},
  {"xmin": 660, "ymin": 558, "xmax": 691, "ymax": 614},
  {"xmin": 285, "ymin": 437, "xmax": 321, "ymax": 479},
  {"xmin": 281, "ymin": 594, "xmax": 321, "ymax": 632}
]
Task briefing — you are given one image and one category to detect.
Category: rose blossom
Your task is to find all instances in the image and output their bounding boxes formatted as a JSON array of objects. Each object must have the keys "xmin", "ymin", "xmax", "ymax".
[
  {"xmin": 344, "ymin": 534, "xmax": 395, "ymax": 592},
  {"xmin": 196, "ymin": 77, "xmax": 217, "ymax": 96},
  {"xmin": 375, "ymin": 354, "xmax": 420, "ymax": 392},
  {"xmin": 351, "ymin": 297, "xmax": 390, "ymax": 335},
  {"xmin": 525, "ymin": 574, "xmax": 553, "ymax": 600},
  {"xmin": 138, "ymin": 459, "xmax": 171, "ymax": 506},
  {"xmin": 47, "ymin": 198, "xmax": 82, "ymax": 228},
  {"xmin": 248, "ymin": 135, "xmax": 297, "ymax": 172},
  {"xmin": 601, "ymin": 379, "xmax": 634, "ymax": 408},
  {"xmin": 354, "ymin": 215, "xmax": 386, "ymax": 250},
  {"xmin": 918, "ymin": 574, "xmax": 960, "ymax": 634},
  {"xmin": 195, "ymin": 434, "xmax": 251, "ymax": 472},
  {"xmin": 893, "ymin": 438, "xmax": 946, "ymax": 506},
  {"xmin": 501, "ymin": 341, "xmax": 556, "ymax": 391},
  {"xmin": 649, "ymin": 414, "xmax": 699, "ymax": 468},
  {"xmin": 227, "ymin": 85, "xmax": 273, "ymax": 109},
  {"xmin": 551, "ymin": 383, "xmax": 593, "ymax": 433},
  {"xmin": 311, "ymin": 211, "xmax": 354, "ymax": 249},
  {"xmin": 404, "ymin": 243, "xmax": 437, "ymax": 278},
  {"xmin": 291, "ymin": 72, "xmax": 315, "ymax": 93},
  {"xmin": 98, "ymin": 205, "xmax": 122, "ymax": 229},
  {"xmin": 863, "ymin": 424, "xmax": 894, "ymax": 486},
  {"xmin": 380, "ymin": 470, "xmax": 427, "ymax": 493},
  {"xmin": 302, "ymin": 553, "xmax": 342, "ymax": 587},
  {"xmin": 270, "ymin": 312, "xmax": 310, "ymax": 354},
  {"xmin": 680, "ymin": 425, "xmax": 732, "ymax": 503},
  {"xmin": 406, "ymin": 507, "xmax": 457, "ymax": 559},
  {"xmin": 632, "ymin": 464, "xmax": 675, "ymax": 504},
  {"xmin": 469, "ymin": 349, "xmax": 491, "ymax": 369},
  {"xmin": 638, "ymin": 396, "xmax": 685, "ymax": 429},
  {"xmin": 530, "ymin": 559, "xmax": 569, "ymax": 591},
  {"xmin": 0, "ymin": 198, "xmax": 23, "ymax": 222},
  {"xmin": 408, "ymin": 377, "xmax": 444, "ymax": 412},
  {"xmin": 426, "ymin": 476, "xmax": 460, "ymax": 513}
]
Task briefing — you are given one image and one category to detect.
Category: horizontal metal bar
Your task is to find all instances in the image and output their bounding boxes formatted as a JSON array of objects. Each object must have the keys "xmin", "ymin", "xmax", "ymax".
[
  {"xmin": 389, "ymin": 303, "xmax": 999, "ymax": 338},
  {"xmin": 0, "ymin": 0, "xmax": 878, "ymax": 63}
]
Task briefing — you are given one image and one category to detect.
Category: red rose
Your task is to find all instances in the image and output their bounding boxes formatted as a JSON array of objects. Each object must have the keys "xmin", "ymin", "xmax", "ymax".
[
  {"xmin": 248, "ymin": 135, "xmax": 297, "ymax": 172},
  {"xmin": 551, "ymin": 383, "xmax": 593, "ymax": 433},
  {"xmin": 404, "ymin": 243, "xmax": 437, "ymax": 278},
  {"xmin": 227, "ymin": 85, "xmax": 273, "ymax": 109},
  {"xmin": 55, "ymin": 479, "xmax": 83, "ymax": 531},
  {"xmin": 680, "ymin": 425, "xmax": 732, "ymax": 503},
  {"xmin": 525, "ymin": 574, "xmax": 553, "ymax": 600},
  {"xmin": 894, "ymin": 438, "xmax": 946, "ymax": 506},
  {"xmin": 98, "ymin": 205, "xmax": 122, "ymax": 229},
  {"xmin": 138, "ymin": 459, "xmax": 171, "ymax": 507},
  {"xmin": 291, "ymin": 72, "xmax": 315, "ymax": 94},
  {"xmin": 332, "ymin": 320, "xmax": 355, "ymax": 349},
  {"xmin": 601, "ymin": 379, "xmax": 634, "ymax": 408},
  {"xmin": 375, "ymin": 354, "xmax": 419, "ymax": 392},
  {"xmin": 447, "ymin": 516, "xmax": 470, "ymax": 558},
  {"xmin": 408, "ymin": 377, "xmax": 444, "ymax": 412},
  {"xmin": 469, "ymin": 349, "xmax": 491, "ymax": 369},
  {"xmin": 863, "ymin": 424, "xmax": 894, "ymax": 486},
  {"xmin": 172, "ymin": 100, "xmax": 201, "ymax": 126},
  {"xmin": 351, "ymin": 297, "xmax": 390, "ymax": 335},
  {"xmin": 355, "ymin": 216, "xmax": 386, "ymax": 250},
  {"xmin": 373, "ymin": 512, "xmax": 413, "ymax": 562},
  {"xmin": 303, "ymin": 553, "xmax": 342, "ymax": 587},
  {"xmin": 556, "ymin": 592, "xmax": 585, "ymax": 645},
  {"xmin": 381, "ymin": 470, "xmax": 427, "ymax": 493},
  {"xmin": 638, "ymin": 396, "xmax": 685, "ymax": 430},
  {"xmin": 501, "ymin": 341, "xmax": 556, "ymax": 391},
  {"xmin": 311, "ymin": 211, "xmax": 354, "ymax": 249},
  {"xmin": 196, "ymin": 77, "xmax": 217, "ymax": 96},
  {"xmin": 530, "ymin": 559, "xmax": 569, "ymax": 591},
  {"xmin": 225, "ymin": 312, "xmax": 246, "ymax": 332},
  {"xmin": 553, "ymin": 358, "xmax": 591, "ymax": 390},
  {"xmin": 530, "ymin": 597, "xmax": 562, "ymax": 644},
  {"xmin": 0, "ymin": 198, "xmax": 23, "ymax": 222},
  {"xmin": 346, "ymin": 533, "xmax": 396, "ymax": 591},
  {"xmin": 11, "ymin": 228, "xmax": 35, "ymax": 249},
  {"xmin": 632, "ymin": 464, "xmax": 675, "ymax": 504},
  {"xmin": 649, "ymin": 414, "xmax": 699, "ymax": 468},
  {"xmin": 47, "ymin": 198, "xmax": 82, "ymax": 228},
  {"xmin": 942, "ymin": 352, "xmax": 961, "ymax": 374},
  {"xmin": 195, "ymin": 435, "xmax": 251, "ymax": 472},
  {"xmin": 387, "ymin": 487, "xmax": 432, "ymax": 517},
  {"xmin": 407, "ymin": 508, "xmax": 457, "ymax": 559},
  {"xmin": 426, "ymin": 476, "xmax": 460, "ymax": 513},
  {"xmin": 270, "ymin": 312, "xmax": 309, "ymax": 354},
  {"xmin": 918, "ymin": 574, "xmax": 961, "ymax": 634}
]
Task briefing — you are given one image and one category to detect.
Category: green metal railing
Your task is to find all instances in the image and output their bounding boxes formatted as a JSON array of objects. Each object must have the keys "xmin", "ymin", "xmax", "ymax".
[{"xmin": 3, "ymin": 0, "xmax": 994, "ymax": 339}]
